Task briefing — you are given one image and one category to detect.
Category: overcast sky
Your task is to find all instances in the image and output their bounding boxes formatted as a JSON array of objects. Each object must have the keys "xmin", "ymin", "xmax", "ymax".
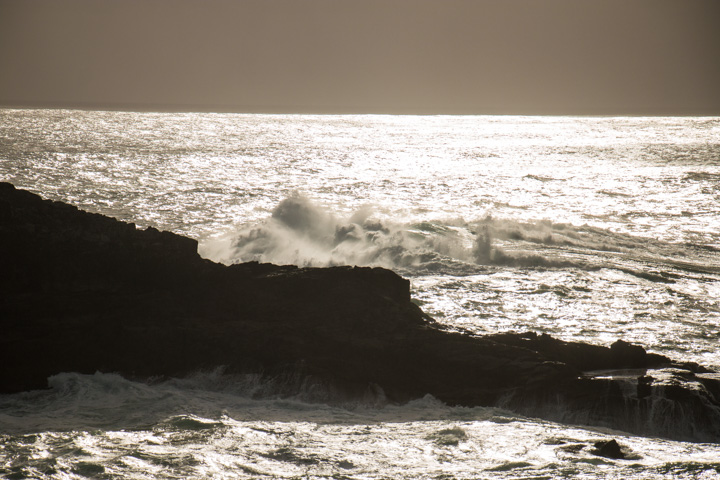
[{"xmin": 1, "ymin": 0, "xmax": 719, "ymax": 115}]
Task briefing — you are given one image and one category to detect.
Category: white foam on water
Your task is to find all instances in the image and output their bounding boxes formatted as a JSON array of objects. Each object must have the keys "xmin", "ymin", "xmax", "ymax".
[
  {"xmin": 2, "ymin": 372, "xmax": 720, "ymax": 479},
  {"xmin": 200, "ymin": 194, "xmax": 720, "ymax": 283}
]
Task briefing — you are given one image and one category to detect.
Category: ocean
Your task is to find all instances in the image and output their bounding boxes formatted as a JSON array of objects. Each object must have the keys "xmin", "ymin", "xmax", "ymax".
[{"xmin": 1, "ymin": 109, "xmax": 719, "ymax": 479}]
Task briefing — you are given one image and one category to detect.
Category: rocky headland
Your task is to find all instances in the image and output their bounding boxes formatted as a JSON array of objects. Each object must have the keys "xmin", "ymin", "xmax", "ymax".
[{"xmin": 1, "ymin": 182, "xmax": 719, "ymax": 442}]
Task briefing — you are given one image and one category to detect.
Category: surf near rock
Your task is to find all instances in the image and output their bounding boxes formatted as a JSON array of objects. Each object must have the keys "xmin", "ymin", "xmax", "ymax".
[{"xmin": 1, "ymin": 182, "xmax": 718, "ymax": 442}]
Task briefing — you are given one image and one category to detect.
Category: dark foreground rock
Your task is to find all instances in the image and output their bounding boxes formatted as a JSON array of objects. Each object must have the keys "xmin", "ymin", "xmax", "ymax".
[
  {"xmin": 1, "ymin": 182, "xmax": 719, "ymax": 442},
  {"xmin": 592, "ymin": 439, "xmax": 625, "ymax": 459}
]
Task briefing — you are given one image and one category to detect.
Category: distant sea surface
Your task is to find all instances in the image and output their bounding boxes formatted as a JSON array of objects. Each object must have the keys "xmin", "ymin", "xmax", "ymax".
[{"xmin": 1, "ymin": 109, "xmax": 720, "ymax": 479}]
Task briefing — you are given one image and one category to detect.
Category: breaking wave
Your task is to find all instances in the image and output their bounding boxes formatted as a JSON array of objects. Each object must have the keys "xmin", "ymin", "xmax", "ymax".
[
  {"xmin": 0, "ymin": 370, "xmax": 392, "ymax": 435},
  {"xmin": 200, "ymin": 194, "xmax": 471, "ymax": 271},
  {"xmin": 4, "ymin": 368, "xmax": 720, "ymax": 443},
  {"xmin": 200, "ymin": 194, "xmax": 720, "ymax": 280}
]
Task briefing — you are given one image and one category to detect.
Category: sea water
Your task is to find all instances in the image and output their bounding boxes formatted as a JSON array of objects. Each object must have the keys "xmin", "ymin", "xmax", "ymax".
[{"xmin": 1, "ymin": 109, "xmax": 719, "ymax": 479}]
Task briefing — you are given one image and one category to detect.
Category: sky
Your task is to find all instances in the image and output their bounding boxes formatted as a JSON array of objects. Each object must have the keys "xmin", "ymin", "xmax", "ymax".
[{"xmin": 1, "ymin": 0, "xmax": 719, "ymax": 115}]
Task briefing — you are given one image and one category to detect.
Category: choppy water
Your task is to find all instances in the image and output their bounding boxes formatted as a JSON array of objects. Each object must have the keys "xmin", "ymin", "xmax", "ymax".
[{"xmin": 1, "ymin": 109, "xmax": 720, "ymax": 478}]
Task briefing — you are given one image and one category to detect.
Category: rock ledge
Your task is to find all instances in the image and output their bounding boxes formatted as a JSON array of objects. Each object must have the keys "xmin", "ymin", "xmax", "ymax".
[{"xmin": 1, "ymin": 182, "xmax": 718, "ymax": 442}]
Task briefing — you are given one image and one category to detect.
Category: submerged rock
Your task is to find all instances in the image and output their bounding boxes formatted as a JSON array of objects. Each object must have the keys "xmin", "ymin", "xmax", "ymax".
[{"xmin": 1, "ymin": 182, "xmax": 719, "ymax": 442}]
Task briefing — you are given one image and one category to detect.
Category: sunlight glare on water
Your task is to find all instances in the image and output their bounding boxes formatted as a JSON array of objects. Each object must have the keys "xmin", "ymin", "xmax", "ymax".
[
  {"xmin": 2, "ymin": 110, "xmax": 719, "ymax": 367},
  {"xmin": 1, "ymin": 110, "xmax": 720, "ymax": 479},
  {"xmin": 3, "ymin": 111, "xmax": 719, "ymax": 244}
]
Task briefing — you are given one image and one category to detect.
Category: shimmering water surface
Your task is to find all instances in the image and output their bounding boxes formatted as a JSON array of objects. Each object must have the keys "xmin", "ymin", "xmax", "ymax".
[{"xmin": 1, "ymin": 109, "xmax": 720, "ymax": 479}]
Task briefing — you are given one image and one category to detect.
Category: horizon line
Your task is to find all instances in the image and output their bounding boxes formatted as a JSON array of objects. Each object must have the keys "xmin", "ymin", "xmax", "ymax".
[{"xmin": 2, "ymin": 101, "xmax": 719, "ymax": 118}]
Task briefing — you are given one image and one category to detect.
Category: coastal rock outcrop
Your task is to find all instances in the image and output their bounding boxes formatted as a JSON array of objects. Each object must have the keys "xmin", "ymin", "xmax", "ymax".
[{"xmin": 1, "ymin": 182, "xmax": 719, "ymax": 442}]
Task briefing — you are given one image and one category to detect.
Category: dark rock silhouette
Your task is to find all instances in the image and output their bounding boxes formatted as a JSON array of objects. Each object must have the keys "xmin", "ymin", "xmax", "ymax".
[
  {"xmin": 592, "ymin": 439, "xmax": 625, "ymax": 459},
  {"xmin": 1, "ymin": 182, "xmax": 719, "ymax": 442}
]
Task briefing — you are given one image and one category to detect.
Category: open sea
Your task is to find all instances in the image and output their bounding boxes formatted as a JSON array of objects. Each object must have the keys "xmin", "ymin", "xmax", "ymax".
[{"xmin": 1, "ymin": 109, "xmax": 720, "ymax": 479}]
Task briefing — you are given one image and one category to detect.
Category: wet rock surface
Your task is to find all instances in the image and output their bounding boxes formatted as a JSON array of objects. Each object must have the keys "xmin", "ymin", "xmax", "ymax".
[
  {"xmin": 592, "ymin": 439, "xmax": 625, "ymax": 459},
  {"xmin": 1, "ymin": 182, "xmax": 719, "ymax": 442}
]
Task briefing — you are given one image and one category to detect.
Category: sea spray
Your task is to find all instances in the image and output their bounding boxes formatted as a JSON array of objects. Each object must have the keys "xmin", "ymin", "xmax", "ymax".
[
  {"xmin": 201, "ymin": 194, "xmax": 475, "ymax": 269},
  {"xmin": 200, "ymin": 195, "xmax": 720, "ymax": 280}
]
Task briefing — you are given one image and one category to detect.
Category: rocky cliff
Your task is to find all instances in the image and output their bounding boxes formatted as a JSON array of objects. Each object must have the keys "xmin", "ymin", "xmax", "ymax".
[{"xmin": 1, "ymin": 182, "xmax": 719, "ymax": 442}]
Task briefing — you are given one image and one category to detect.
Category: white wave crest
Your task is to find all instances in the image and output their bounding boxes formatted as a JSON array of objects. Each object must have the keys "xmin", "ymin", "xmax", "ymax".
[
  {"xmin": 200, "ymin": 194, "xmax": 476, "ymax": 270},
  {"xmin": 199, "ymin": 195, "xmax": 720, "ymax": 279}
]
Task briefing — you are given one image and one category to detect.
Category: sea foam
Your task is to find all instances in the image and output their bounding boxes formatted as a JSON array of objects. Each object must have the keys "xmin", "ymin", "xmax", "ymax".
[{"xmin": 200, "ymin": 195, "xmax": 719, "ymax": 280}]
